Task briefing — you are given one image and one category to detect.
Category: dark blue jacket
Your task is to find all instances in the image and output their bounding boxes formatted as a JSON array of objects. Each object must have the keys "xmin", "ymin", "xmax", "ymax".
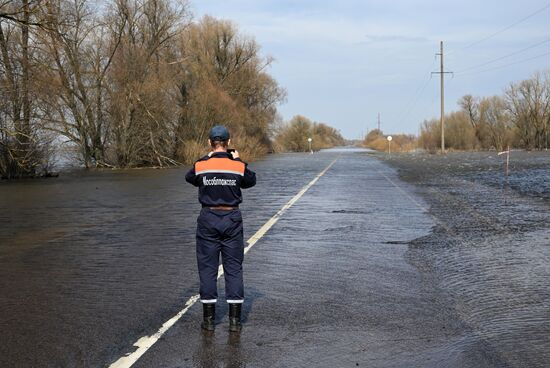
[{"xmin": 185, "ymin": 152, "xmax": 256, "ymax": 207}]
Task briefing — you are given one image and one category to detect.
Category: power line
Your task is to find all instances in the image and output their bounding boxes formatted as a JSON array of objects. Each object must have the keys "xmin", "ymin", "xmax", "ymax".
[
  {"xmin": 412, "ymin": 77, "xmax": 439, "ymax": 124},
  {"xmin": 394, "ymin": 3, "xmax": 548, "ymax": 134},
  {"xmin": 447, "ymin": 2, "xmax": 550, "ymax": 58},
  {"xmin": 392, "ymin": 57, "xmax": 437, "ymax": 127},
  {"xmin": 456, "ymin": 37, "xmax": 550, "ymax": 74},
  {"xmin": 459, "ymin": 49, "xmax": 550, "ymax": 76},
  {"xmin": 413, "ymin": 83, "xmax": 439, "ymax": 135},
  {"xmin": 397, "ymin": 73, "xmax": 432, "ymax": 122}
]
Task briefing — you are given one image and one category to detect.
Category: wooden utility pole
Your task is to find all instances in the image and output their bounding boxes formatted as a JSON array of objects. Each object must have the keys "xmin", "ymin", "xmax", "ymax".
[
  {"xmin": 432, "ymin": 41, "xmax": 452, "ymax": 153},
  {"xmin": 377, "ymin": 113, "xmax": 381, "ymax": 132},
  {"xmin": 439, "ymin": 41, "xmax": 444, "ymax": 153}
]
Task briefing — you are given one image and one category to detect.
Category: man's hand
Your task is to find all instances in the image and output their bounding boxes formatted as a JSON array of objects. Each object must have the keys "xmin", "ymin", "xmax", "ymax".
[{"xmin": 230, "ymin": 150, "xmax": 240, "ymax": 159}]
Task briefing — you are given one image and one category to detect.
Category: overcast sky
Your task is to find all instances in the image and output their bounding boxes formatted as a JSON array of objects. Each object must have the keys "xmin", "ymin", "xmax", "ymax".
[{"xmin": 191, "ymin": 1, "xmax": 550, "ymax": 139}]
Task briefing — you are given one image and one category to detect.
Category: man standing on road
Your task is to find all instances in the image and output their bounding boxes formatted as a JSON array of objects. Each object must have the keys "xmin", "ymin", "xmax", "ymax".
[{"xmin": 185, "ymin": 125, "xmax": 256, "ymax": 332}]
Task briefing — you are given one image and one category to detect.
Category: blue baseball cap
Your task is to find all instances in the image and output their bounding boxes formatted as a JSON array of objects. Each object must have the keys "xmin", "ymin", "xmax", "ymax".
[{"xmin": 209, "ymin": 125, "xmax": 230, "ymax": 141}]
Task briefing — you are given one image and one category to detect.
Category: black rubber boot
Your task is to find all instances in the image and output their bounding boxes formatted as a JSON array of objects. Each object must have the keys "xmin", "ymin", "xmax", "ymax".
[
  {"xmin": 201, "ymin": 303, "xmax": 215, "ymax": 331},
  {"xmin": 228, "ymin": 303, "xmax": 242, "ymax": 332}
]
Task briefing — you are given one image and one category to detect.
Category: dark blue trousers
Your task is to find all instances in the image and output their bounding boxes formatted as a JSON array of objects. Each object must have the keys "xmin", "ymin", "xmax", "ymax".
[{"xmin": 196, "ymin": 208, "xmax": 244, "ymax": 303}]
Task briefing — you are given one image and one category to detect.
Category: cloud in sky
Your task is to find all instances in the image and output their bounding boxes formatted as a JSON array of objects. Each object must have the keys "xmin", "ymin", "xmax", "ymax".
[{"xmin": 192, "ymin": 1, "xmax": 550, "ymax": 138}]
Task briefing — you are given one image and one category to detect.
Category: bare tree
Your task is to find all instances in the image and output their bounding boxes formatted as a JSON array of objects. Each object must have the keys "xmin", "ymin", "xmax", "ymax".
[
  {"xmin": 107, "ymin": 0, "xmax": 189, "ymax": 167},
  {"xmin": 175, "ymin": 16, "xmax": 285, "ymax": 162},
  {"xmin": 275, "ymin": 116, "xmax": 343, "ymax": 152},
  {"xmin": 459, "ymin": 94, "xmax": 491, "ymax": 149},
  {"xmin": 313, "ymin": 122, "xmax": 345, "ymax": 149},
  {"xmin": 478, "ymin": 96, "xmax": 512, "ymax": 151},
  {"xmin": 0, "ymin": 0, "xmax": 50, "ymax": 178},
  {"xmin": 36, "ymin": 0, "xmax": 120, "ymax": 167},
  {"xmin": 275, "ymin": 115, "xmax": 313, "ymax": 152},
  {"xmin": 505, "ymin": 72, "xmax": 550, "ymax": 150}
]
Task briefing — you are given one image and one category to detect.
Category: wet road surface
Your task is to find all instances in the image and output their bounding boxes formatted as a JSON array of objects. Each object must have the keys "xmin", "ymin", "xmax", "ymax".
[{"xmin": 1, "ymin": 149, "xmax": 547, "ymax": 367}]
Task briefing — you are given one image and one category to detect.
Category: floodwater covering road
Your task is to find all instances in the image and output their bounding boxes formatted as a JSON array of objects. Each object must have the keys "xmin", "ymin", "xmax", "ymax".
[
  {"xmin": 0, "ymin": 148, "xmax": 548, "ymax": 367},
  {"xmin": 381, "ymin": 151, "xmax": 550, "ymax": 368}
]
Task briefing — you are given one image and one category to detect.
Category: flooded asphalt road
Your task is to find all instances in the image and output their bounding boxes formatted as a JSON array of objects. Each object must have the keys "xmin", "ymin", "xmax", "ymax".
[{"xmin": 1, "ymin": 149, "xmax": 548, "ymax": 367}]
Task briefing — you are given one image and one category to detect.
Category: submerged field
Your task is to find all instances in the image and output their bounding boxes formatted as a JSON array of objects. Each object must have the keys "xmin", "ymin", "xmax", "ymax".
[{"xmin": 381, "ymin": 150, "xmax": 550, "ymax": 368}]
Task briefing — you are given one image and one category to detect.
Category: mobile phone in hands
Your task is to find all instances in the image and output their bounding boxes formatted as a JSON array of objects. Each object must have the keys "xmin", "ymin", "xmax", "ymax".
[{"xmin": 227, "ymin": 148, "xmax": 240, "ymax": 159}]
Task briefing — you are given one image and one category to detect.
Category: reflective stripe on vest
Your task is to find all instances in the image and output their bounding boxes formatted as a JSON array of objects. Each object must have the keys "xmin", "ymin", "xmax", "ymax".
[{"xmin": 195, "ymin": 158, "xmax": 245, "ymax": 176}]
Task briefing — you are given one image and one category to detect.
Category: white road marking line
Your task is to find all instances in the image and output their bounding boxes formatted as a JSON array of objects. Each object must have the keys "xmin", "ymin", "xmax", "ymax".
[
  {"xmin": 108, "ymin": 158, "xmax": 338, "ymax": 368},
  {"xmin": 375, "ymin": 168, "xmax": 429, "ymax": 212},
  {"xmin": 375, "ymin": 164, "xmax": 455, "ymax": 234}
]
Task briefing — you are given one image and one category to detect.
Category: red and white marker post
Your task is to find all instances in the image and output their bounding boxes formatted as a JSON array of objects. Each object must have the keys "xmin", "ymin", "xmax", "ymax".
[{"xmin": 497, "ymin": 145, "xmax": 510, "ymax": 204}]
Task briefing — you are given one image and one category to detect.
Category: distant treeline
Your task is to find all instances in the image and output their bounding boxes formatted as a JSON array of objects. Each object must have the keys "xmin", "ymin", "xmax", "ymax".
[
  {"xmin": 274, "ymin": 115, "xmax": 345, "ymax": 152},
  {"xmin": 420, "ymin": 71, "xmax": 550, "ymax": 152},
  {"xmin": 363, "ymin": 129, "xmax": 416, "ymax": 152},
  {"xmin": 1, "ymin": 1, "xmax": 341, "ymax": 179}
]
